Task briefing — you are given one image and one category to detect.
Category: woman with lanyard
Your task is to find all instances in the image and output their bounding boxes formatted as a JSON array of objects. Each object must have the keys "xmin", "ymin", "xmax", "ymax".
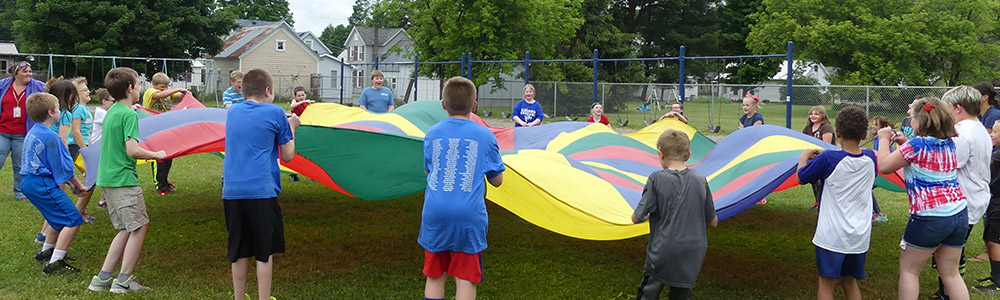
[{"xmin": 0, "ymin": 62, "xmax": 46, "ymax": 201}]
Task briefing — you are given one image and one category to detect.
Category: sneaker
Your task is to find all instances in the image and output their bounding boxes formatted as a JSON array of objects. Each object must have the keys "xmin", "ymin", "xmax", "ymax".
[
  {"xmin": 756, "ymin": 198, "xmax": 767, "ymax": 205},
  {"xmin": 156, "ymin": 189, "xmax": 168, "ymax": 196},
  {"xmin": 974, "ymin": 282, "xmax": 1000, "ymax": 294},
  {"xmin": 809, "ymin": 202, "xmax": 819, "ymax": 211},
  {"xmin": 89, "ymin": 275, "xmax": 114, "ymax": 291},
  {"xmin": 34, "ymin": 248, "xmax": 53, "ymax": 262},
  {"xmin": 17, "ymin": 196, "xmax": 27, "ymax": 202},
  {"xmin": 976, "ymin": 277, "xmax": 994, "ymax": 284},
  {"xmin": 42, "ymin": 259, "xmax": 81, "ymax": 274},
  {"xmin": 34, "ymin": 232, "xmax": 45, "ymax": 244},
  {"xmin": 929, "ymin": 290, "xmax": 945, "ymax": 300},
  {"xmin": 110, "ymin": 275, "xmax": 150, "ymax": 293},
  {"xmin": 97, "ymin": 200, "xmax": 107, "ymax": 207},
  {"xmin": 244, "ymin": 294, "xmax": 278, "ymax": 300},
  {"xmin": 874, "ymin": 214, "xmax": 888, "ymax": 222},
  {"xmin": 82, "ymin": 213, "xmax": 97, "ymax": 223},
  {"xmin": 166, "ymin": 182, "xmax": 176, "ymax": 192},
  {"xmin": 289, "ymin": 174, "xmax": 300, "ymax": 182}
]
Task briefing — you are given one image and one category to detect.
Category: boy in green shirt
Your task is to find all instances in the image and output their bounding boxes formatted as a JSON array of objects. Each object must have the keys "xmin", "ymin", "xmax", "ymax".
[{"xmin": 87, "ymin": 67, "xmax": 166, "ymax": 293}]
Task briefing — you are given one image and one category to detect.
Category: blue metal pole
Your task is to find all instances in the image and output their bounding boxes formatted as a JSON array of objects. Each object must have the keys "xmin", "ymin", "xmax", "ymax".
[
  {"xmin": 340, "ymin": 57, "xmax": 345, "ymax": 104},
  {"xmin": 679, "ymin": 46, "xmax": 686, "ymax": 103},
  {"xmin": 374, "ymin": 56, "xmax": 379, "ymax": 70},
  {"xmin": 592, "ymin": 49, "xmax": 599, "ymax": 103},
  {"xmin": 524, "ymin": 51, "xmax": 530, "ymax": 85},
  {"xmin": 413, "ymin": 54, "xmax": 418, "ymax": 103},
  {"xmin": 461, "ymin": 53, "xmax": 466, "ymax": 78},
  {"xmin": 467, "ymin": 53, "xmax": 472, "ymax": 79},
  {"xmin": 786, "ymin": 41, "xmax": 794, "ymax": 129}
]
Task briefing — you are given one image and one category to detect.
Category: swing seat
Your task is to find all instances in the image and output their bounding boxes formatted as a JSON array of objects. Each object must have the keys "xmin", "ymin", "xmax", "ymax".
[{"xmin": 636, "ymin": 105, "xmax": 650, "ymax": 111}]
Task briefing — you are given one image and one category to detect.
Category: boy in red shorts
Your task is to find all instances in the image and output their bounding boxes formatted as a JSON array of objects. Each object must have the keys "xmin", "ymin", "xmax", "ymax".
[{"xmin": 419, "ymin": 77, "xmax": 504, "ymax": 300}]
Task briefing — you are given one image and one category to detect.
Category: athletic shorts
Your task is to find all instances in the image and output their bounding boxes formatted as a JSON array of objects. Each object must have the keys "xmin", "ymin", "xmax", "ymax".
[
  {"xmin": 984, "ymin": 202, "xmax": 1000, "ymax": 244},
  {"xmin": 21, "ymin": 175, "xmax": 84, "ymax": 231},
  {"xmin": 103, "ymin": 186, "xmax": 149, "ymax": 232},
  {"xmin": 68, "ymin": 144, "xmax": 80, "ymax": 161},
  {"xmin": 902, "ymin": 210, "xmax": 968, "ymax": 250},
  {"xmin": 224, "ymin": 198, "xmax": 285, "ymax": 263},
  {"xmin": 423, "ymin": 250, "xmax": 483, "ymax": 283},
  {"xmin": 815, "ymin": 246, "xmax": 867, "ymax": 280}
]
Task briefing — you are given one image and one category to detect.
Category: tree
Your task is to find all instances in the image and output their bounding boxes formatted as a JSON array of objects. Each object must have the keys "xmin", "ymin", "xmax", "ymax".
[
  {"xmin": 0, "ymin": 0, "xmax": 14, "ymax": 41},
  {"xmin": 220, "ymin": 0, "xmax": 294, "ymax": 25},
  {"xmin": 748, "ymin": 0, "xmax": 1000, "ymax": 86},
  {"xmin": 370, "ymin": 0, "xmax": 411, "ymax": 28},
  {"xmin": 320, "ymin": 24, "xmax": 352, "ymax": 52},
  {"xmin": 349, "ymin": 0, "xmax": 373, "ymax": 26},
  {"xmin": 13, "ymin": 0, "xmax": 236, "ymax": 77},
  {"xmin": 408, "ymin": 0, "xmax": 584, "ymax": 86}
]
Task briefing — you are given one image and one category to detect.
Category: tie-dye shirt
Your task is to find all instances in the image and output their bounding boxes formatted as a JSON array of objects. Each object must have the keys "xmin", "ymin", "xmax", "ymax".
[{"xmin": 899, "ymin": 136, "xmax": 967, "ymax": 216}]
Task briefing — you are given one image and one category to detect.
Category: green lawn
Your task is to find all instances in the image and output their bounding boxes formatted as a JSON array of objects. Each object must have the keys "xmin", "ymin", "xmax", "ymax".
[{"xmin": 1, "ymin": 105, "xmax": 996, "ymax": 299}]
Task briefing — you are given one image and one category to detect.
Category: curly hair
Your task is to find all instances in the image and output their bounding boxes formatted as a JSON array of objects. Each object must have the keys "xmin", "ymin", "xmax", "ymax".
[{"xmin": 835, "ymin": 106, "xmax": 869, "ymax": 142}]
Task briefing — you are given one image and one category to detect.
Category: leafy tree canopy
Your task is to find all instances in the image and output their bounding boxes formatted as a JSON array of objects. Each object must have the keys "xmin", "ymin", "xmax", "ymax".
[{"xmin": 220, "ymin": 0, "xmax": 294, "ymax": 26}]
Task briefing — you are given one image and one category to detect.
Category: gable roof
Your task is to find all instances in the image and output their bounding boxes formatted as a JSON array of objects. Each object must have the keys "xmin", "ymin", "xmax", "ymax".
[
  {"xmin": 0, "ymin": 42, "xmax": 17, "ymax": 55},
  {"xmin": 349, "ymin": 27, "xmax": 408, "ymax": 47},
  {"xmin": 214, "ymin": 20, "xmax": 320, "ymax": 63},
  {"xmin": 296, "ymin": 31, "xmax": 334, "ymax": 55}
]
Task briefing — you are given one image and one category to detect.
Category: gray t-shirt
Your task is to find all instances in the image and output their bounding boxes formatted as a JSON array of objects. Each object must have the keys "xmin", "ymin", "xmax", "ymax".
[{"xmin": 633, "ymin": 168, "xmax": 716, "ymax": 288}]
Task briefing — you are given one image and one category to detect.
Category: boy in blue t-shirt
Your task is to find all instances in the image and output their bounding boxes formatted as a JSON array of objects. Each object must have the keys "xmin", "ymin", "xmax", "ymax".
[
  {"xmin": 21, "ymin": 92, "xmax": 87, "ymax": 274},
  {"xmin": 797, "ymin": 106, "xmax": 877, "ymax": 300},
  {"xmin": 222, "ymin": 69, "xmax": 298, "ymax": 300},
  {"xmin": 358, "ymin": 70, "xmax": 394, "ymax": 112},
  {"xmin": 223, "ymin": 70, "xmax": 244, "ymax": 109},
  {"xmin": 420, "ymin": 76, "xmax": 505, "ymax": 300}
]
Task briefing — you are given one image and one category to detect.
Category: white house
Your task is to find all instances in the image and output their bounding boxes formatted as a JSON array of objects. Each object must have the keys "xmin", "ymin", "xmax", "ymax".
[{"xmin": 757, "ymin": 60, "xmax": 833, "ymax": 102}]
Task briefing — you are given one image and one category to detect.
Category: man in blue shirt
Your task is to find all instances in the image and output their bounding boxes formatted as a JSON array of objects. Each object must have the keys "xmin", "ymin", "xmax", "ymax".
[{"xmin": 358, "ymin": 70, "xmax": 394, "ymax": 113}]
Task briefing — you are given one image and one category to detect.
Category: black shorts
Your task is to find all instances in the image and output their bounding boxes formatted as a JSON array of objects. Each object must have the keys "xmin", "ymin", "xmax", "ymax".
[
  {"xmin": 984, "ymin": 202, "xmax": 1000, "ymax": 244},
  {"xmin": 224, "ymin": 198, "xmax": 285, "ymax": 263},
  {"xmin": 68, "ymin": 144, "xmax": 80, "ymax": 161}
]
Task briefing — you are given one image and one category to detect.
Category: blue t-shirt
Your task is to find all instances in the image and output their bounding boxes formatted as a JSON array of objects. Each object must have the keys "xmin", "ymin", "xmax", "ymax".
[
  {"xmin": 20, "ymin": 123, "xmax": 75, "ymax": 184},
  {"xmin": 222, "ymin": 87, "xmax": 245, "ymax": 106},
  {"xmin": 419, "ymin": 118, "xmax": 506, "ymax": 253},
  {"xmin": 67, "ymin": 104, "xmax": 92, "ymax": 146},
  {"xmin": 222, "ymin": 101, "xmax": 294, "ymax": 200},
  {"xmin": 358, "ymin": 87, "xmax": 393, "ymax": 113},
  {"xmin": 512, "ymin": 99, "xmax": 544, "ymax": 127},
  {"xmin": 797, "ymin": 149, "xmax": 877, "ymax": 253},
  {"xmin": 739, "ymin": 112, "xmax": 764, "ymax": 128},
  {"xmin": 980, "ymin": 107, "xmax": 1000, "ymax": 129},
  {"xmin": 50, "ymin": 104, "xmax": 75, "ymax": 133}
]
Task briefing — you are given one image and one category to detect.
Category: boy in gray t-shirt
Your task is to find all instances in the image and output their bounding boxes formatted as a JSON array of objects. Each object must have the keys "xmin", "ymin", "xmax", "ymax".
[{"xmin": 632, "ymin": 129, "xmax": 718, "ymax": 300}]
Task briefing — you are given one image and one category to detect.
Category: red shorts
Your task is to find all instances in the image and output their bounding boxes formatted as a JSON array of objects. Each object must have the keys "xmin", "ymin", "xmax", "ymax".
[{"xmin": 423, "ymin": 250, "xmax": 483, "ymax": 283}]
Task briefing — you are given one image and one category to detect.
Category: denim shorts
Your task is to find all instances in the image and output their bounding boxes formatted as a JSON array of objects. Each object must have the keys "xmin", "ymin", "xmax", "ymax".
[{"xmin": 902, "ymin": 209, "xmax": 969, "ymax": 250}]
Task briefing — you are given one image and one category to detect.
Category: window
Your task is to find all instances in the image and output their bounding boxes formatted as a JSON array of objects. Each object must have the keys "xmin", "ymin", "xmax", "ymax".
[
  {"xmin": 305, "ymin": 39, "xmax": 313, "ymax": 50},
  {"xmin": 0, "ymin": 61, "xmax": 6, "ymax": 73},
  {"xmin": 390, "ymin": 77, "xmax": 397, "ymax": 90},
  {"xmin": 354, "ymin": 69, "xmax": 364, "ymax": 88},
  {"xmin": 359, "ymin": 46, "xmax": 365, "ymax": 62},
  {"xmin": 331, "ymin": 70, "xmax": 338, "ymax": 88},
  {"xmin": 276, "ymin": 40, "xmax": 286, "ymax": 51}
]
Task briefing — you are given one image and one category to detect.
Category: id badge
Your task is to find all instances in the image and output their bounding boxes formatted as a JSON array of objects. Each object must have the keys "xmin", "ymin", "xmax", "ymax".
[{"xmin": 12, "ymin": 106, "xmax": 20, "ymax": 118}]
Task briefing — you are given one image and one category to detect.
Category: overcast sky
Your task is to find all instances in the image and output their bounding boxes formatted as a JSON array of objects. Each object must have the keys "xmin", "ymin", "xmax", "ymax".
[{"xmin": 288, "ymin": 0, "xmax": 355, "ymax": 36}]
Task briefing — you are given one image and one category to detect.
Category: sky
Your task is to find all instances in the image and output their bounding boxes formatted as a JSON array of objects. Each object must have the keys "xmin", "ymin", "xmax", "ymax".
[{"xmin": 288, "ymin": 0, "xmax": 355, "ymax": 36}]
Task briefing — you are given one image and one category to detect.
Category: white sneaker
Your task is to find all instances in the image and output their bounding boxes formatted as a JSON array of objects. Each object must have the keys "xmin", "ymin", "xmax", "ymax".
[
  {"xmin": 110, "ymin": 275, "xmax": 150, "ymax": 293},
  {"xmin": 88, "ymin": 275, "xmax": 113, "ymax": 291}
]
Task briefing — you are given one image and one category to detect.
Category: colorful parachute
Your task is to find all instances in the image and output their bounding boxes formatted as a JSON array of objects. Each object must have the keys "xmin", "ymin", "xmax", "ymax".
[{"xmin": 79, "ymin": 99, "xmax": 905, "ymax": 241}]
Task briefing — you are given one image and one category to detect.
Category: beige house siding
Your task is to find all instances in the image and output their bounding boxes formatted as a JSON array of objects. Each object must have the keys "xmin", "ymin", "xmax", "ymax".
[
  {"xmin": 241, "ymin": 30, "xmax": 318, "ymax": 97},
  {"xmin": 213, "ymin": 58, "xmax": 240, "ymax": 84}
]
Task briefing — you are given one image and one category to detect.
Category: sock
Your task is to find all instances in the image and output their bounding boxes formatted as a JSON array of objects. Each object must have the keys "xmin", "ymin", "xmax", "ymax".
[
  {"xmin": 98, "ymin": 271, "xmax": 113, "ymax": 281},
  {"xmin": 118, "ymin": 273, "xmax": 132, "ymax": 283},
  {"xmin": 990, "ymin": 260, "xmax": 1000, "ymax": 283},
  {"xmin": 49, "ymin": 249, "xmax": 66, "ymax": 263},
  {"xmin": 41, "ymin": 243, "xmax": 54, "ymax": 252}
]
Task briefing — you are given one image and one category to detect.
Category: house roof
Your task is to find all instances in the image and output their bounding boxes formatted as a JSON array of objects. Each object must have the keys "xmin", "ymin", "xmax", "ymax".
[
  {"xmin": 350, "ymin": 27, "xmax": 407, "ymax": 47},
  {"xmin": 296, "ymin": 31, "xmax": 334, "ymax": 56},
  {"xmin": 0, "ymin": 43, "xmax": 18, "ymax": 55},
  {"xmin": 236, "ymin": 19, "xmax": 283, "ymax": 28},
  {"xmin": 215, "ymin": 21, "xmax": 282, "ymax": 58}
]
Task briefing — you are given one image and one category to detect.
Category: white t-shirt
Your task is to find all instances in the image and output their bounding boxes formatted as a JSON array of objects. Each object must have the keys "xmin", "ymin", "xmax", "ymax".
[
  {"xmin": 953, "ymin": 119, "xmax": 991, "ymax": 225},
  {"xmin": 797, "ymin": 149, "xmax": 877, "ymax": 254},
  {"xmin": 90, "ymin": 106, "xmax": 107, "ymax": 145}
]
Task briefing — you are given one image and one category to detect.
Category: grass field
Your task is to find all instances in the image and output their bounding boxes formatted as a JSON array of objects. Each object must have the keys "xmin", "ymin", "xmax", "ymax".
[{"xmin": 0, "ymin": 102, "xmax": 996, "ymax": 299}]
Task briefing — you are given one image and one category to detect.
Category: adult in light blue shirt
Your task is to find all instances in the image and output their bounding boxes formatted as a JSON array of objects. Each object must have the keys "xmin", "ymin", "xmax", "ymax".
[{"xmin": 358, "ymin": 70, "xmax": 394, "ymax": 113}]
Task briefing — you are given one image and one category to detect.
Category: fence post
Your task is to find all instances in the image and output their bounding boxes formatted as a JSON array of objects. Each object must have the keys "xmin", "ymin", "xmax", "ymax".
[
  {"xmin": 467, "ymin": 53, "xmax": 472, "ymax": 79},
  {"xmin": 786, "ymin": 41, "xmax": 794, "ymax": 129},
  {"xmin": 48, "ymin": 54, "xmax": 54, "ymax": 80},
  {"xmin": 553, "ymin": 82, "xmax": 557, "ymax": 118},
  {"xmin": 374, "ymin": 56, "xmax": 379, "ymax": 70},
  {"xmin": 865, "ymin": 86, "xmax": 870, "ymax": 116},
  {"xmin": 524, "ymin": 51, "xmax": 530, "ymax": 85},
  {"xmin": 679, "ymin": 46, "xmax": 686, "ymax": 104},
  {"xmin": 460, "ymin": 53, "xmax": 466, "ymax": 78},
  {"xmin": 340, "ymin": 57, "xmax": 345, "ymax": 104},
  {"xmin": 413, "ymin": 54, "xmax": 418, "ymax": 103},
  {"xmin": 592, "ymin": 49, "xmax": 599, "ymax": 103},
  {"xmin": 111, "ymin": 56, "xmax": 116, "ymax": 69}
]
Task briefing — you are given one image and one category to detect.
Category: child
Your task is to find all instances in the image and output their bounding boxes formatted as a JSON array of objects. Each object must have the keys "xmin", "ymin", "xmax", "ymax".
[
  {"xmin": 632, "ymin": 128, "xmax": 717, "ymax": 300},
  {"xmin": 30, "ymin": 80, "xmax": 81, "ymax": 241},
  {"xmin": 587, "ymin": 102, "xmax": 611, "ymax": 126},
  {"xmin": 802, "ymin": 105, "xmax": 836, "ymax": 211},
  {"xmin": 290, "ymin": 86, "xmax": 315, "ymax": 117},
  {"xmin": 738, "ymin": 95, "xmax": 763, "ymax": 129},
  {"xmin": 875, "ymin": 97, "xmax": 968, "ymax": 300},
  {"xmin": 142, "ymin": 72, "xmax": 188, "ymax": 196},
  {"xmin": 91, "ymin": 88, "xmax": 113, "ymax": 208},
  {"xmin": 512, "ymin": 84, "xmax": 543, "ymax": 127},
  {"xmin": 420, "ymin": 76, "xmax": 504, "ymax": 300},
  {"xmin": 899, "ymin": 96, "xmax": 923, "ymax": 139},
  {"xmin": 974, "ymin": 121, "xmax": 1000, "ymax": 293},
  {"xmin": 797, "ymin": 106, "xmax": 876, "ymax": 300},
  {"xmin": 358, "ymin": 70, "xmax": 394, "ymax": 112},
  {"xmin": 658, "ymin": 101, "xmax": 688, "ymax": 124},
  {"xmin": 973, "ymin": 82, "xmax": 1000, "ymax": 132},
  {"xmin": 21, "ymin": 92, "xmax": 88, "ymax": 274},
  {"xmin": 67, "ymin": 77, "xmax": 96, "ymax": 223},
  {"xmin": 223, "ymin": 70, "xmax": 244, "ymax": 109},
  {"xmin": 223, "ymin": 69, "xmax": 298, "ymax": 300},
  {"xmin": 868, "ymin": 116, "xmax": 893, "ymax": 222},
  {"xmin": 935, "ymin": 86, "xmax": 991, "ymax": 298},
  {"xmin": 88, "ymin": 67, "xmax": 167, "ymax": 293}
]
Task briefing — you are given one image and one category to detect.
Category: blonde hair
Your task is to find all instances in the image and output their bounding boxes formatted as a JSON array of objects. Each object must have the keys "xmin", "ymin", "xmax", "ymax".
[
  {"xmin": 523, "ymin": 84, "xmax": 535, "ymax": 94},
  {"xmin": 230, "ymin": 70, "xmax": 244, "ymax": 82},
  {"xmin": 69, "ymin": 76, "xmax": 87, "ymax": 88},
  {"xmin": 807, "ymin": 105, "xmax": 829, "ymax": 125},
  {"xmin": 151, "ymin": 72, "xmax": 170, "ymax": 85},
  {"xmin": 742, "ymin": 96, "xmax": 759, "ymax": 109},
  {"xmin": 442, "ymin": 77, "xmax": 477, "ymax": 115},
  {"xmin": 656, "ymin": 129, "xmax": 690, "ymax": 161},
  {"xmin": 911, "ymin": 97, "xmax": 957, "ymax": 139},
  {"xmin": 26, "ymin": 92, "xmax": 58, "ymax": 122},
  {"xmin": 941, "ymin": 85, "xmax": 982, "ymax": 116}
]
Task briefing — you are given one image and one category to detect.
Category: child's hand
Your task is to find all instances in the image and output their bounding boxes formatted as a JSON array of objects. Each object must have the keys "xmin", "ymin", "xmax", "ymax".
[
  {"xmin": 74, "ymin": 185, "xmax": 88, "ymax": 196},
  {"xmin": 876, "ymin": 127, "xmax": 895, "ymax": 141},
  {"xmin": 287, "ymin": 113, "xmax": 301, "ymax": 128},
  {"xmin": 800, "ymin": 149, "xmax": 822, "ymax": 160},
  {"xmin": 892, "ymin": 130, "xmax": 908, "ymax": 145}
]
